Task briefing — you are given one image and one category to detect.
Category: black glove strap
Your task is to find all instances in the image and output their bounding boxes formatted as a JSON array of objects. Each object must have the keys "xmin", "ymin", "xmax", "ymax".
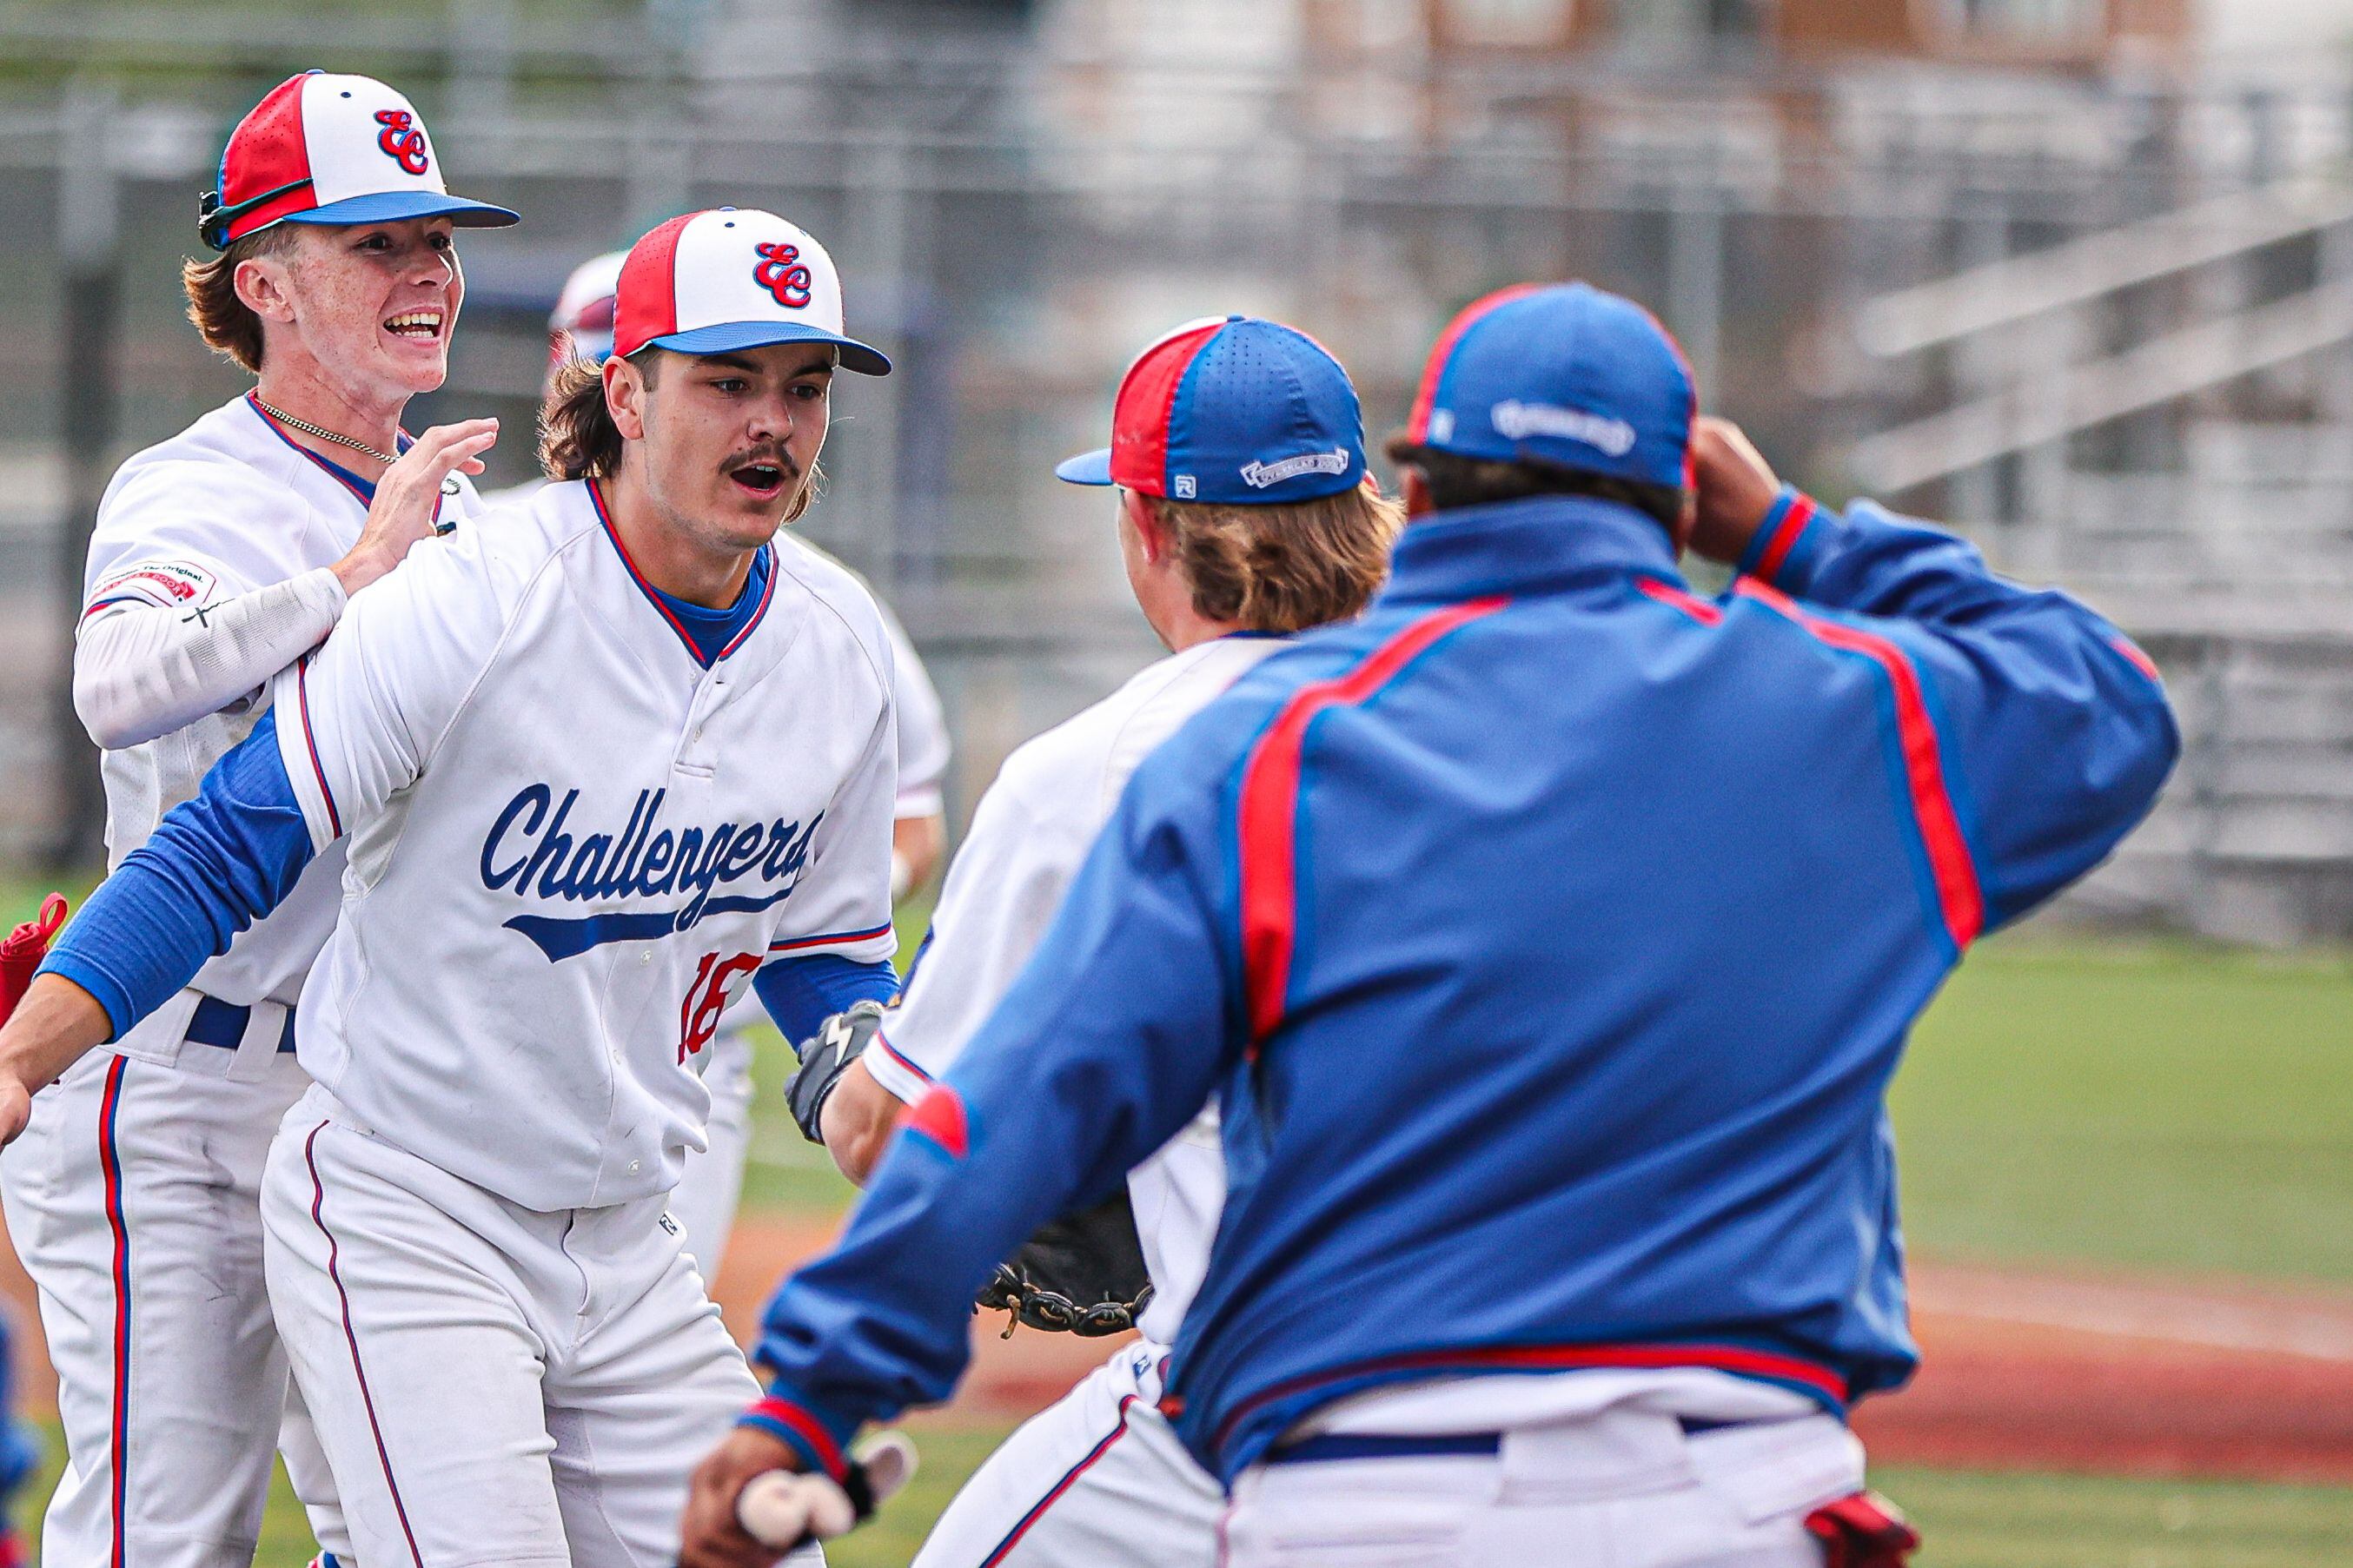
[{"xmin": 784, "ymin": 1001, "xmax": 885, "ymax": 1144}]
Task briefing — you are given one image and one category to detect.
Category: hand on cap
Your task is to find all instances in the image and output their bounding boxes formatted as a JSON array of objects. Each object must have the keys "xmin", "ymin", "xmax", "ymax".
[
  {"xmin": 332, "ymin": 419, "xmax": 500, "ymax": 597},
  {"xmin": 1687, "ymin": 417, "xmax": 1781, "ymax": 566}
]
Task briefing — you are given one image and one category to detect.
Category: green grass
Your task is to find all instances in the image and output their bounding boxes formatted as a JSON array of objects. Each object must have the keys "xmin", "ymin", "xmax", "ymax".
[
  {"xmin": 1873, "ymin": 1467, "xmax": 2353, "ymax": 1567},
  {"xmin": 1891, "ymin": 936, "xmax": 2353, "ymax": 1282},
  {"xmin": 13, "ymin": 870, "xmax": 2353, "ymax": 1558}
]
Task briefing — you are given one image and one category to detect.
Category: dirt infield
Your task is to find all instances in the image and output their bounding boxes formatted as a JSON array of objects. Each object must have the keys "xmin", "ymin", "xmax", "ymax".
[
  {"xmin": 710, "ymin": 1223, "xmax": 2353, "ymax": 1485},
  {"xmin": 6, "ymin": 1207, "xmax": 2350, "ymax": 1486}
]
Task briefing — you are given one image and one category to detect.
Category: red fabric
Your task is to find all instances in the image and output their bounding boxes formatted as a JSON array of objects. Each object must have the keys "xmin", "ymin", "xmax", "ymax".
[
  {"xmin": 902, "ymin": 1084, "xmax": 971, "ymax": 1161},
  {"xmin": 613, "ymin": 212, "xmax": 698, "ymax": 358},
  {"xmin": 1236, "ymin": 599, "xmax": 1510, "ymax": 1047},
  {"xmin": 1108, "ymin": 321, "xmax": 1224, "ymax": 496},
  {"xmin": 1806, "ymin": 1491, "xmax": 1920, "ymax": 1568},
  {"xmin": 1752, "ymin": 493, "xmax": 1817, "ymax": 584},
  {"xmin": 0, "ymin": 894, "xmax": 67, "ymax": 1023},
  {"xmin": 220, "ymin": 75, "xmax": 317, "ymax": 243},
  {"xmin": 746, "ymin": 1395, "xmax": 849, "ymax": 1480},
  {"xmin": 1735, "ymin": 579, "xmax": 1985, "ymax": 950},
  {"xmin": 1634, "ymin": 577, "xmax": 1723, "ymax": 625}
]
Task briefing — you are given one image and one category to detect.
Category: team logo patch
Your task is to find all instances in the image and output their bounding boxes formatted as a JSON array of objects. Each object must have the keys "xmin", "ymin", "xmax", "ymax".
[
  {"xmin": 1241, "ymin": 447, "xmax": 1350, "ymax": 489},
  {"xmin": 1489, "ymin": 400, "xmax": 1636, "ymax": 457},
  {"xmin": 752, "ymin": 242, "xmax": 814, "ymax": 309},
  {"xmin": 374, "ymin": 110, "xmax": 431, "ymax": 175},
  {"xmin": 84, "ymin": 559, "xmax": 219, "ymax": 619}
]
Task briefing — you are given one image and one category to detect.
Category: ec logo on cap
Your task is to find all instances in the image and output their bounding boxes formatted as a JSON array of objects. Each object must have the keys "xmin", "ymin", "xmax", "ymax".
[
  {"xmin": 753, "ymin": 243, "xmax": 814, "ymax": 310},
  {"xmin": 373, "ymin": 110, "xmax": 430, "ymax": 175}
]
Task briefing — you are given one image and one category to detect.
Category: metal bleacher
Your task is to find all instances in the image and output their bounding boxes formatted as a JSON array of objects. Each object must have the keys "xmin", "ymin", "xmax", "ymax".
[{"xmin": 1853, "ymin": 183, "xmax": 2353, "ymax": 943}]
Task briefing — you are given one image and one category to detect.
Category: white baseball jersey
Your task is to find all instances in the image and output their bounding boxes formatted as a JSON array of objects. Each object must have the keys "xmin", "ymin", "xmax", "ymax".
[
  {"xmin": 270, "ymin": 479, "xmax": 898, "ymax": 1211},
  {"xmin": 865, "ymin": 634, "xmax": 1283, "ymax": 1343},
  {"xmin": 484, "ymin": 478, "xmax": 948, "ymax": 817},
  {"xmin": 82, "ymin": 393, "xmax": 480, "ymax": 1056}
]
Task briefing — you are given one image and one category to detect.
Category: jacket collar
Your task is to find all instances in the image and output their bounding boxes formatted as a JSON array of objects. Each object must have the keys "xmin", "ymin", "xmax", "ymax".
[{"xmin": 1377, "ymin": 494, "xmax": 1685, "ymax": 608}]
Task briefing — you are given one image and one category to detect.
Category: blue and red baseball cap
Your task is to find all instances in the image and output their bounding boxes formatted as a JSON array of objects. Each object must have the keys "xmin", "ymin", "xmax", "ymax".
[
  {"xmin": 1057, "ymin": 315, "xmax": 1367, "ymax": 504},
  {"xmin": 201, "ymin": 71, "xmax": 519, "ymax": 251},
  {"xmin": 613, "ymin": 208, "xmax": 890, "ymax": 375},
  {"xmin": 1402, "ymin": 282, "xmax": 1695, "ymax": 490}
]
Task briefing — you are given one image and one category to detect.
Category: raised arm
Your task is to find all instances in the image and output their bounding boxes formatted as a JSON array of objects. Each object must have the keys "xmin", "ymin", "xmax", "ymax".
[
  {"xmin": 73, "ymin": 425, "xmax": 495, "ymax": 751},
  {"xmin": 1693, "ymin": 420, "xmax": 2181, "ymax": 931}
]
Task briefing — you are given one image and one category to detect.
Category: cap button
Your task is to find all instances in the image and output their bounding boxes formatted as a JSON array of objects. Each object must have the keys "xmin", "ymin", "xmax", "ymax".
[{"xmin": 1227, "ymin": 313, "xmax": 1245, "ymax": 321}]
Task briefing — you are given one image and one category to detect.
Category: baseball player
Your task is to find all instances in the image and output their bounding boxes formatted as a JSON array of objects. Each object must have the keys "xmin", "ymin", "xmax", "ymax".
[
  {"xmin": 0, "ymin": 70, "xmax": 513, "ymax": 1568},
  {"xmin": 0, "ymin": 207, "xmax": 902, "ymax": 1568},
  {"xmin": 787, "ymin": 315, "xmax": 1400, "ymax": 1568},
  {"xmin": 526, "ymin": 247, "xmax": 953, "ymax": 1276},
  {"xmin": 679, "ymin": 281, "xmax": 2181, "ymax": 1568}
]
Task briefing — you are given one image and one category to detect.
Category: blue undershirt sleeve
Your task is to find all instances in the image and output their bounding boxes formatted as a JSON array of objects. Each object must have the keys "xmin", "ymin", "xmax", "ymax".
[
  {"xmin": 37, "ymin": 710, "xmax": 319, "ymax": 1038},
  {"xmin": 754, "ymin": 954, "xmax": 900, "ymax": 1049}
]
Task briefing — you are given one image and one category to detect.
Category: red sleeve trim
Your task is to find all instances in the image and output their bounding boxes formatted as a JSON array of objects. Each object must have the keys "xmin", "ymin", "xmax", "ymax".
[
  {"xmin": 1236, "ymin": 599, "xmax": 1511, "ymax": 1049},
  {"xmin": 742, "ymin": 1396, "xmax": 848, "ymax": 1482}
]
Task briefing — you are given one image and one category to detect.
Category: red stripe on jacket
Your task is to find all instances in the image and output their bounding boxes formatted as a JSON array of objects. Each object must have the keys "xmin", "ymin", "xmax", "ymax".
[
  {"xmin": 1735, "ymin": 579, "xmax": 1984, "ymax": 949},
  {"xmin": 1236, "ymin": 599, "xmax": 1509, "ymax": 1045}
]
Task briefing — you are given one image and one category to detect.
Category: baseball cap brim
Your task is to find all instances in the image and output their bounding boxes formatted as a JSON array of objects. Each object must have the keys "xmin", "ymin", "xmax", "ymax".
[
  {"xmin": 279, "ymin": 190, "xmax": 521, "ymax": 232},
  {"xmin": 640, "ymin": 321, "xmax": 891, "ymax": 377},
  {"xmin": 1053, "ymin": 448, "xmax": 1115, "ymax": 486}
]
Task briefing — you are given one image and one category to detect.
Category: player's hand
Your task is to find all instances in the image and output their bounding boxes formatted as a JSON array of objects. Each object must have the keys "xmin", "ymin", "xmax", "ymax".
[
  {"xmin": 1687, "ymin": 416, "xmax": 1783, "ymax": 566},
  {"xmin": 332, "ymin": 419, "xmax": 500, "ymax": 597},
  {"xmin": 0, "ymin": 1075, "xmax": 30, "ymax": 1149},
  {"xmin": 680, "ymin": 1426, "xmax": 802, "ymax": 1568}
]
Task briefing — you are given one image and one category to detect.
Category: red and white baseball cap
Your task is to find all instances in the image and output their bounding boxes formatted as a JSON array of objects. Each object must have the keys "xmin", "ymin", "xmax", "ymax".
[
  {"xmin": 612, "ymin": 208, "xmax": 891, "ymax": 376},
  {"xmin": 200, "ymin": 70, "xmax": 519, "ymax": 251}
]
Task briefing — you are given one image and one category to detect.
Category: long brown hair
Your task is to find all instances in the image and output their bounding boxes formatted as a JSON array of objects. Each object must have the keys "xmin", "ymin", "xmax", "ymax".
[
  {"xmin": 181, "ymin": 226, "xmax": 300, "ymax": 374},
  {"xmin": 537, "ymin": 353, "xmax": 825, "ymax": 522},
  {"xmin": 1144, "ymin": 481, "xmax": 1402, "ymax": 632}
]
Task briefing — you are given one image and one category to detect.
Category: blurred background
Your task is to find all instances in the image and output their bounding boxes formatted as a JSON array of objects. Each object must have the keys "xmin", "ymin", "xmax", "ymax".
[{"xmin": 3, "ymin": 1, "xmax": 2353, "ymax": 1564}]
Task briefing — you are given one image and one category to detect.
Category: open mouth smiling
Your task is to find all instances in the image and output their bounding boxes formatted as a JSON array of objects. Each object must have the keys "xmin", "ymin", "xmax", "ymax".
[{"xmin": 383, "ymin": 309, "xmax": 445, "ymax": 341}]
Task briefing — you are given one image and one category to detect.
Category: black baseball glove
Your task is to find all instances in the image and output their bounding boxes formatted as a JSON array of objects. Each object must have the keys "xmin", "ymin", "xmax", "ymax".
[
  {"xmin": 976, "ymin": 1188, "xmax": 1155, "ymax": 1338},
  {"xmin": 784, "ymin": 1000, "xmax": 885, "ymax": 1144}
]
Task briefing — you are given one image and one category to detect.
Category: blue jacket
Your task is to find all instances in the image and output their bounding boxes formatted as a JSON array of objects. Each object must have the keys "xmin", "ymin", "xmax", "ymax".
[{"xmin": 745, "ymin": 491, "xmax": 2179, "ymax": 1487}]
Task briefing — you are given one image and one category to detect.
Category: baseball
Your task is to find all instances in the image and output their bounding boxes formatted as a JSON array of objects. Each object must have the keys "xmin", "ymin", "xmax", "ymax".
[{"xmin": 736, "ymin": 1470, "xmax": 855, "ymax": 1548}]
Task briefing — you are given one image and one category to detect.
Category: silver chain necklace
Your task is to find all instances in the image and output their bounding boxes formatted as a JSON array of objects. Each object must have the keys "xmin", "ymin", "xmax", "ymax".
[{"xmin": 252, "ymin": 397, "xmax": 400, "ymax": 466}]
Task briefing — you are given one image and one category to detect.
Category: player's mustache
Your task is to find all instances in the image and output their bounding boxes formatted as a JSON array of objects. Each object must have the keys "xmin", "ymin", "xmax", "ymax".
[{"xmin": 724, "ymin": 446, "xmax": 799, "ymax": 478}]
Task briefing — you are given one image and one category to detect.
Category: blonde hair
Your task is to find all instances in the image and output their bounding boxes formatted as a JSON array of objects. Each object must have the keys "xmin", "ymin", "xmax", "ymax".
[
  {"xmin": 181, "ymin": 225, "xmax": 300, "ymax": 374},
  {"xmin": 1145, "ymin": 482, "xmax": 1402, "ymax": 632},
  {"xmin": 535, "ymin": 353, "xmax": 824, "ymax": 521}
]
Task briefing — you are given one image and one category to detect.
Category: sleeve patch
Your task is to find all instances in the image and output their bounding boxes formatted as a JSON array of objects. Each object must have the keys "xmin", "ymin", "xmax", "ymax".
[
  {"xmin": 900, "ymin": 1083, "xmax": 970, "ymax": 1160},
  {"xmin": 85, "ymin": 559, "xmax": 221, "ymax": 619}
]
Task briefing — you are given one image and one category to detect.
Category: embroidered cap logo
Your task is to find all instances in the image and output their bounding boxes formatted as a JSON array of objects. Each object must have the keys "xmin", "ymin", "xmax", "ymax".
[
  {"xmin": 374, "ymin": 109, "xmax": 431, "ymax": 175},
  {"xmin": 752, "ymin": 242, "xmax": 814, "ymax": 309}
]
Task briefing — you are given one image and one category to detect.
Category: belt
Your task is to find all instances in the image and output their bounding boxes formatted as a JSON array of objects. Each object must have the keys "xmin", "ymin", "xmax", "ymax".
[
  {"xmin": 1268, "ymin": 1417, "xmax": 1751, "ymax": 1466},
  {"xmin": 185, "ymin": 996, "xmax": 297, "ymax": 1054}
]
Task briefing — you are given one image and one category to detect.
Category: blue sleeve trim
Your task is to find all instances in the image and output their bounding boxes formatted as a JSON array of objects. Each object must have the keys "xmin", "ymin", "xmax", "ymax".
[
  {"xmin": 755, "ymin": 954, "xmax": 900, "ymax": 1047},
  {"xmin": 39, "ymin": 711, "xmax": 317, "ymax": 1037},
  {"xmin": 1735, "ymin": 486, "xmax": 1804, "ymax": 578},
  {"xmin": 33, "ymin": 949, "xmax": 137, "ymax": 1042}
]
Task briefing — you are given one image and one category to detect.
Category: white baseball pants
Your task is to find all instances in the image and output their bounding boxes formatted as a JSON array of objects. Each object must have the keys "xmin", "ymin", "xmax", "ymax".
[
  {"xmin": 913, "ymin": 1340, "xmax": 1223, "ymax": 1568},
  {"xmin": 260, "ymin": 1088, "xmax": 819, "ymax": 1568},
  {"xmin": 0, "ymin": 1045, "xmax": 347, "ymax": 1568},
  {"xmin": 670, "ymin": 1025, "xmax": 757, "ymax": 1280},
  {"xmin": 1220, "ymin": 1406, "xmax": 1865, "ymax": 1568}
]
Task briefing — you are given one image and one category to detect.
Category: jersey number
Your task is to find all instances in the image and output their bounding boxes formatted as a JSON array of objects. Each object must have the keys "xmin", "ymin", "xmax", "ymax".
[{"xmin": 679, "ymin": 950, "xmax": 761, "ymax": 1064}]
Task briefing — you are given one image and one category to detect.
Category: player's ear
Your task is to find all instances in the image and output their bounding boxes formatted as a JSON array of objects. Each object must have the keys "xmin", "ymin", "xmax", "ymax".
[
  {"xmin": 1122, "ymin": 489, "xmax": 1166, "ymax": 566},
  {"xmin": 232, "ymin": 251, "xmax": 296, "ymax": 326},
  {"xmin": 605, "ymin": 353, "xmax": 649, "ymax": 443}
]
